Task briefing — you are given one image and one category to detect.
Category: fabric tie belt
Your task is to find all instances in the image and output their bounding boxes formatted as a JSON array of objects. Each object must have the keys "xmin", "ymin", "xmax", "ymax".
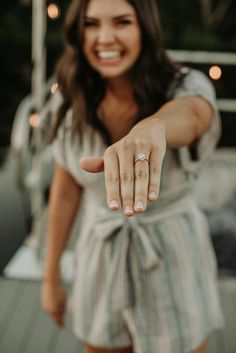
[{"xmin": 91, "ymin": 194, "xmax": 195, "ymax": 312}]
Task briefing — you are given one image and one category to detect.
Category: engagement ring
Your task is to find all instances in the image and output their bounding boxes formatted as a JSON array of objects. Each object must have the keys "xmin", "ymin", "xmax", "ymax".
[{"xmin": 134, "ymin": 152, "xmax": 150, "ymax": 164}]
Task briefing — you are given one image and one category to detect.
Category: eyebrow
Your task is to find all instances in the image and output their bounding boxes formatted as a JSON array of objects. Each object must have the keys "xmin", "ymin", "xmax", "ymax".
[{"xmin": 85, "ymin": 14, "xmax": 135, "ymax": 20}]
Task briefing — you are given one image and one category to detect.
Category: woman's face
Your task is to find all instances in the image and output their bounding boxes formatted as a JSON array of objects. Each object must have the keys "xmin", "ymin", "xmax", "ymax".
[{"xmin": 82, "ymin": 0, "xmax": 142, "ymax": 79}]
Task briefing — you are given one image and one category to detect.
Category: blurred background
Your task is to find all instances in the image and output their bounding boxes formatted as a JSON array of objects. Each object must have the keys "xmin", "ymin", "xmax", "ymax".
[
  {"xmin": 1, "ymin": 0, "xmax": 236, "ymax": 151},
  {"xmin": 0, "ymin": 1, "xmax": 236, "ymax": 353}
]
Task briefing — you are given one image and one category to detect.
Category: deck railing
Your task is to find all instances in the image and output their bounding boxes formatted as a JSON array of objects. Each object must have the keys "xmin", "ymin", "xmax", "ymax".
[{"xmin": 168, "ymin": 50, "xmax": 236, "ymax": 113}]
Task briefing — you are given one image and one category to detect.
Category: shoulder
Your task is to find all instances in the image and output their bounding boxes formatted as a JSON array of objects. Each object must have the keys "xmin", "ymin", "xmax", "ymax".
[
  {"xmin": 49, "ymin": 91, "xmax": 73, "ymax": 139},
  {"xmin": 170, "ymin": 66, "xmax": 217, "ymax": 111},
  {"xmin": 181, "ymin": 67, "xmax": 214, "ymax": 87},
  {"xmin": 50, "ymin": 90, "xmax": 63, "ymax": 111}
]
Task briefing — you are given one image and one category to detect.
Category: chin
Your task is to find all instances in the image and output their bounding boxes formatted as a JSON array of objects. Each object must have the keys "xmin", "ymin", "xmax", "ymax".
[
  {"xmin": 97, "ymin": 66, "xmax": 132, "ymax": 79},
  {"xmin": 99, "ymin": 71, "xmax": 125, "ymax": 79}
]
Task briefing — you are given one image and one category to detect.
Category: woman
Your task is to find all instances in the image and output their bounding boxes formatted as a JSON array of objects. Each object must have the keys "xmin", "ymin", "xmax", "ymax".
[{"xmin": 41, "ymin": 0, "xmax": 224, "ymax": 352}]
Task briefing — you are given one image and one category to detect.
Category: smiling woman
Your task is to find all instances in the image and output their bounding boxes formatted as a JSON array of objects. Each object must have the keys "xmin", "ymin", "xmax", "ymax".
[
  {"xmin": 41, "ymin": 1, "xmax": 225, "ymax": 353},
  {"xmin": 51, "ymin": 0, "xmax": 181, "ymax": 146},
  {"xmin": 82, "ymin": 0, "xmax": 142, "ymax": 78}
]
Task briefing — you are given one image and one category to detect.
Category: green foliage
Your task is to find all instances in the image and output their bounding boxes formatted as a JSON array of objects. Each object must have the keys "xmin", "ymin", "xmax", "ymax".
[
  {"xmin": 0, "ymin": 1, "xmax": 31, "ymax": 146},
  {"xmin": 158, "ymin": 0, "xmax": 236, "ymax": 51}
]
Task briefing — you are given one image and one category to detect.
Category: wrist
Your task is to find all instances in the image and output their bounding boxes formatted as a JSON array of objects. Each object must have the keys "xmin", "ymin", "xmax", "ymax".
[
  {"xmin": 42, "ymin": 276, "xmax": 61, "ymax": 285},
  {"xmin": 42, "ymin": 266, "xmax": 61, "ymax": 285},
  {"xmin": 131, "ymin": 116, "xmax": 166, "ymax": 143}
]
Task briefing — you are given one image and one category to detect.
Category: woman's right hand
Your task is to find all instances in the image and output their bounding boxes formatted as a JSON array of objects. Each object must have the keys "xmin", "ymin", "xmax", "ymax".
[{"xmin": 41, "ymin": 281, "xmax": 67, "ymax": 329}]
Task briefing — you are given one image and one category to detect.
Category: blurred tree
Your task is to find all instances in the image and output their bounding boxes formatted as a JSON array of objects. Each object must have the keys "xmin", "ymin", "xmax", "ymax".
[
  {"xmin": 158, "ymin": 0, "xmax": 236, "ymax": 50},
  {"xmin": 199, "ymin": 0, "xmax": 232, "ymax": 29},
  {"xmin": 0, "ymin": 0, "xmax": 31, "ymax": 147},
  {"xmin": 157, "ymin": 0, "xmax": 236, "ymax": 146},
  {"xmin": 0, "ymin": 0, "xmax": 69, "ymax": 148}
]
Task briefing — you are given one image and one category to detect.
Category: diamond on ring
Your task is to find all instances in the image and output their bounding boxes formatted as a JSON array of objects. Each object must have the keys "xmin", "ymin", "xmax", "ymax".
[
  {"xmin": 134, "ymin": 152, "xmax": 150, "ymax": 164},
  {"xmin": 137, "ymin": 152, "xmax": 146, "ymax": 160}
]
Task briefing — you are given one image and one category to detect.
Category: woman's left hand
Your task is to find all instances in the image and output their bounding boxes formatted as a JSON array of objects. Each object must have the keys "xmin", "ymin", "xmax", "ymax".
[{"xmin": 80, "ymin": 119, "xmax": 166, "ymax": 216}]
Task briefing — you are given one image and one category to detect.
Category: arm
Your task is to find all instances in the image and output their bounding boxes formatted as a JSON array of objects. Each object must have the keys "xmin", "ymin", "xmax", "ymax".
[
  {"xmin": 41, "ymin": 163, "xmax": 83, "ymax": 329},
  {"xmin": 132, "ymin": 95, "xmax": 213, "ymax": 148},
  {"xmin": 80, "ymin": 95, "xmax": 215, "ymax": 216},
  {"xmin": 43, "ymin": 162, "xmax": 83, "ymax": 284}
]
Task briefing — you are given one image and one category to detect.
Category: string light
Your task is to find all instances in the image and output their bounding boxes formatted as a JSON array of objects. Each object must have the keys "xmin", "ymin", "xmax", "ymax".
[
  {"xmin": 47, "ymin": 3, "xmax": 60, "ymax": 20},
  {"xmin": 29, "ymin": 113, "xmax": 41, "ymax": 128},
  {"xmin": 209, "ymin": 65, "xmax": 222, "ymax": 80},
  {"xmin": 51, "ymin": 82, "xmax": 59, "ymax": 94}
]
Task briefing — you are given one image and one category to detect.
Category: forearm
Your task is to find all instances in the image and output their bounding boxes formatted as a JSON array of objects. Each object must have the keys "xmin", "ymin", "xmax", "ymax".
[
  {"xmin": 133, "ymin": 96, "xmax": 213, "ymax": 148},
  {"xmin": 43, "ymin": 186, "xmax": 82, "ymax": 283}
]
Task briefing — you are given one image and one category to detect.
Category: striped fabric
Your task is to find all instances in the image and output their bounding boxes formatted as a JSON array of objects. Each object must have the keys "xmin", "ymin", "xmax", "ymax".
[{"xmin": 51, "ymin": 68, "xmax": 225, "ymax": 353}]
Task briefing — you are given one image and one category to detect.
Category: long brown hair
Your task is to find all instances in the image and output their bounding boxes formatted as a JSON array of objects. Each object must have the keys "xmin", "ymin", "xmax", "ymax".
[{"xmin": 53, "ymin": 0, "xmax": 185, "ymax": 146}]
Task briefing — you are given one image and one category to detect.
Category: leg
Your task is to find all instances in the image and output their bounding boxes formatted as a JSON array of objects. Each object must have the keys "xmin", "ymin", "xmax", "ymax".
[
  {"xmin": 84, "ymin": 337, "xmax": 207, "ymax": 353},
  {"xmin": 188, "ymin": 338, "xmax": 208, "ymax": 353},
  {"xmin": 83, "ymin": 343, "xmax": 134, "ymax": 353}
]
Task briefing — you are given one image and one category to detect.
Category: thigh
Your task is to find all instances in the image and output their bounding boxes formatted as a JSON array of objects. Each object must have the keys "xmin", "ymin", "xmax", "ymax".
[
  {"xmin": 188, "ymin": 338, "xmax": 208, "ymax": 353},
  {"xmin": 83, "ymin": 343, "xmax": 134, "ymax": 353}
]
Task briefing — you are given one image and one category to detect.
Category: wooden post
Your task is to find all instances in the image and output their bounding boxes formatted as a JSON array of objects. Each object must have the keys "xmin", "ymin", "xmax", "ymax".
[{"xmin": 31, "ymin": 0, "xmax": 47, "ymax": 261}]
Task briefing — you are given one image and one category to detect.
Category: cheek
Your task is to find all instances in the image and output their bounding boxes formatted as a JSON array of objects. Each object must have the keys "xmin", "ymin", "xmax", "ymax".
[
  {"xmin": 134, "ymin": 33, "xmax": 142, "ymax": 55},
  {"xmin": 134, "ymin": 28, "xmax": 142, "ymax": 52},
  {"xmin": 127, "ymin": 32, "xmax": 142, "ymax": 56},
  {"xmin": 83, "ymin": 44, "xmax": 90, "ymax": 62},
  {"xmin": 121, "ymin": 28, "xmax": 141, "ymax": 55},
  {"xmin": 83, "ymin": 32, "xmax": 96, "ymax": 52}
]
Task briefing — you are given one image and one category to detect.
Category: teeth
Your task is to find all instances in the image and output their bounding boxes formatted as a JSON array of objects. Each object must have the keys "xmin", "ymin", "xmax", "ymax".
[{"xmin": 97, "ymin": 51, "xmax": 122, "ymax": 59}]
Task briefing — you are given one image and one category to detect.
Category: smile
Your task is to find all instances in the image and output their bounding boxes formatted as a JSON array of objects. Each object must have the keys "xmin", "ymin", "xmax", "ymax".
[{"xmin": 96, "ymin": 51, "xmax": 123, "ymax": 60}]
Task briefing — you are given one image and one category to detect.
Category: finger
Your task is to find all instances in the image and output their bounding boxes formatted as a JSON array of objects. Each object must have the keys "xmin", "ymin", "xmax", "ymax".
[
  {"xmin": 47, "ymin": 299, "xmax": 66, "ymax": 316},
  {"xmin": 47, "ymin": 307, "xmax": 64, "ymax": 317},
  {"xmin": 118, "ymin": 140, "xmax": 135, "ymax": 216},
  {"xmin": 80, "ymin": 156, "xmax": 104, "ymax": 173},
  {"xmin": 53, "ymin": 314, "xmax": 65, "ymax": 328},
  {"xmin": 104, "ymin": 147, "xmax": 121, "ymax": 210},
  {"xmin": 134, "ymin": 150, "xmax": 150, "ymax": 212},
  {"xmin": 148, "ymin": 147, "xmax": 163, "ymax": 201}
]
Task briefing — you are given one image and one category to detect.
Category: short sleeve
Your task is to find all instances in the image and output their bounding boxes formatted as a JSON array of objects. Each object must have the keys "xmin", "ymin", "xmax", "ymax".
[
  {"xmin": 51, "ymin": 121, "xmax": 70, "ymax": 172},
  {"xmin": 172, "ymin": 68, "xmax": 222, "ymax": 175},
  {"xmin": 49, "ymin": 91, "xmax": 72, "ymax": 172}
]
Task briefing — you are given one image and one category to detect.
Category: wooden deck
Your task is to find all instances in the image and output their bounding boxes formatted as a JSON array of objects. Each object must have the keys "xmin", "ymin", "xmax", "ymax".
[{"xmin": 0, "ymin": 277, "xmax": 235, "ymax": 353}]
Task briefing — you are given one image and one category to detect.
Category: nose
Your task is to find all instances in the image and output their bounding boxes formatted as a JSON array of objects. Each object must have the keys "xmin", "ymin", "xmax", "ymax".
[{"xmin": 97, "ymin": 25, "xmax": 115, "ymax": 44}]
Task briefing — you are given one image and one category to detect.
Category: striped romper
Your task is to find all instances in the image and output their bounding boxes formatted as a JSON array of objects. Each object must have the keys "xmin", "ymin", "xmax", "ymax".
[{"xmin": 52, "ymin": 68, "xmax": 225, "ymax": 353}]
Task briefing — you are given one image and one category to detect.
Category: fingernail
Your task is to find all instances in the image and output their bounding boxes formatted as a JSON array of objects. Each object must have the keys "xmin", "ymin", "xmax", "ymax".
[
  {"xmin": 148, "ymin": 192, "xmax": 157, "ymax": 200},
  {"xmin": 125, "ymin": 205, "xmax": 134, "ymax": 215},
  {"xmin": 109, "ymin": 200, "xmax": 119, "ymax": 209},
  {"xmin": 136, "ymin": 201, "xmax": 144, "ymax": 210}
]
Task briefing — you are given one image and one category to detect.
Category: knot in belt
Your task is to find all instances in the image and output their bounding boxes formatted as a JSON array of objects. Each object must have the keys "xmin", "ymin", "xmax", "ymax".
[
  {"xmin": 94, "ymin": 211, "xmax": 160, "ymax": 271},
  {"xmin": 91, "ymin": 195, "xmax": 193, "ymax": 310}
]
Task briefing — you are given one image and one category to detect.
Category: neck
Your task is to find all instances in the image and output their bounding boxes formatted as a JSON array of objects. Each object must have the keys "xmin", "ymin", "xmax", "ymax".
[{"xmin": 105, "ymin": 76, "xmax": 134, "ymax": 101}]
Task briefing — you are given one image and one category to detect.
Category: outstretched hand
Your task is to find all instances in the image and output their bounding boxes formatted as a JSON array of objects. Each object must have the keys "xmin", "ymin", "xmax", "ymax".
[{"xmin": 80, "ymin": 121, "xmax": 166, "ymax": 217}]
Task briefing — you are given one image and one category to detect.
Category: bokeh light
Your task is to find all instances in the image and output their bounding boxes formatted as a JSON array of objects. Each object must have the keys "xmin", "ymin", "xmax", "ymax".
[
  {"xmin": 51, "ymin": 82, "xmax": 59, "ymax": 94},
  {"xmin": 29, "ymin": 113, "xmax": 41, "ymax": 128},
  {"xmin": 209, "ymin": 65, "xmax": 222, "ymax": 80},
  {"xmin": 47, "ymin": 3, "xmax": 60, "ymax": 20}
]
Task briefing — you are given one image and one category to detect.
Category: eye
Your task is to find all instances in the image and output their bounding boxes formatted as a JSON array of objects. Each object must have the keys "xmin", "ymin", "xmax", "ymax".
[
  {"xmin": 83, "ymin": 21, "xmax": 97, "ymax": 27},
  {"xmin": 117, "ymin": 19, "xmax": 132, "ymax": 26}
]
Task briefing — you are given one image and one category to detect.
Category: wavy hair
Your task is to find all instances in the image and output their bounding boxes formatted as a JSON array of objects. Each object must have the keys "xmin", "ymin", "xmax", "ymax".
[{"xmin": 52, "ymin": 0, "xmax": 185, "ymax": 146}]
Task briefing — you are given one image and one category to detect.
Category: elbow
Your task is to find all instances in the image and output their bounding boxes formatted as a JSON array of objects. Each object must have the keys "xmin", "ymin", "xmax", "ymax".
[
  {"xmin": 189, "ymin": 96, "xmax": 213, "ymax": 139},
  {"xmin": 50, "ymin": 178, "xmax": 83, "ymax": 205}
]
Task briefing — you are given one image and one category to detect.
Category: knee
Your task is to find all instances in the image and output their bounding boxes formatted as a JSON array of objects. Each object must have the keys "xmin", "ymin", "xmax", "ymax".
[{"xmin": 83, "ymin": 343, "xmax": 134, "ymax": 353}]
